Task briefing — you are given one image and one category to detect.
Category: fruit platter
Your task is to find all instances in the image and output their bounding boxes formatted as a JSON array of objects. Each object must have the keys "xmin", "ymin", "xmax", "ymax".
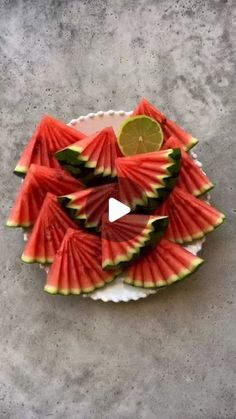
[{"xmin": 7, "ymin": 99, "xmax": 225, "ymax": 302}]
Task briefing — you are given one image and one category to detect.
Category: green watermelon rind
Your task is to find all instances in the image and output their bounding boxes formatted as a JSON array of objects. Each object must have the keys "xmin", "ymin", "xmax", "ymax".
[
  {"xmin": 58, "ymin": 182, "xmax": 119, "ymax": 232},
  {"xmin": 145, "ymin": 149, "xmax": 182, "ymax": 202},
  {"xmin": 13, "ymin": 165, "xmax": 29, "ymax": 178},
  {"xmin": 102, "ymin": 216, "xmax": 169, "ymax": 270},
  {"xmin": 173, "ymin": 213, "xmax": 225, "ymax": 244},
  {"xmin": 124, "ymin": 256, "xmax": 204, "ymax": 289},
  {"xmin": 193, "ymin": 181, "xmax": 215, "ymax": 197},
  {"xmin": 117, "ymin": 148, "xmax": 182, "ymax": 211},
  {"xmin": 6, "ymin": 219, "xmax": 31, "ymax": 228},
  {"xmin": 21, "ymin": 255, "xmax": 54, "ymax": 264},
  {"xmin": 185, "ymin": 137, "xmax": 199, "ymax": 150},
  {"xmin": 55, "ymin": 140, "xmax": 117, "ymax": 180},
  {"xmin": 44, "ymin": 274, "xmax": 118, "ymax": 296},
  {"xmin": 55, "ymin": 146, "xmax": 83, "ymax": 166}
]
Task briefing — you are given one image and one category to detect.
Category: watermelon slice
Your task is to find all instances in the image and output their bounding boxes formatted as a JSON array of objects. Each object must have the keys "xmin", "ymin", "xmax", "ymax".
[
  {"xmin": 102, "ymin": 213, "xmax": 169, "ymax": 270},
  {"xmin": 154, "ymin": 187, "xmax": 225, "ymax": 244},
  {"xmin": 133, "ymin": 98, "xmax": 198, "ymax": 150},
  {"xmin": 116, "ymin": 148, "xmax": 181, "ymax": 210},
  {"xmin": 7, "ymin": 164, "xmax": 83, "ymax": 228},
  {"xmin": 14, "ymin": 115, "xmax": 85, "ymax": 176},
  {"xmin": 123, "ymin": 238, "xmax": 204, "ymax": 288},
  {"xmin": 44, "ymin": 228, "xmax": 117, "ymax": 295},
  {"xmin": 59, "ymin": 182, "xmax": 118, "ymax": 231},
  {"xmin": 55, "ymin": 127, "xmax": 123, "ymax": 181},
  {"xmin": 22, "ymin": 193, "xmax": 78, "ymax": 264},
  {"xmin": 163, "ymin": 136, "xmax": 214, "ymax": 196}
]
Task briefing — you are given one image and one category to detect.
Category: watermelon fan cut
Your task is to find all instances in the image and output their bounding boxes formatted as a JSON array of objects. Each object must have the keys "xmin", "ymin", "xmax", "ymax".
[
  {"xmin": 14, "ymin": 115, "xmax": 85, "ymax": 176},
  {"xmin": 116, "ymin": 148, "xmax": 181, "ymax": 210},
  {"xmin": 7, "ymin": 164, "xmax": 83, "ymax": 228},
  {"xmin": 45, "ymin": 228, "xmax": 117, "ymax": 295},
  {"xmin": 123, "ymin": 238, "xmax": 204, "ymax": 288},
  {"xmin": 22, "ymin": 193, "xmax": 78, "ymax": 264},
  {"xmin": 59, "ymin": 182, "xmax": 119, "ymax": 231},
  {"xmin": 101, "ymin": 213, "xmax": 169, "ymax": 270},
  {"xmin": 7, "ymin": 104, "xmax": 225, "ymax": 298},
  {"xmin": 133, "ymin": 98, "xmax": 198, "ymax": 150},
  {"xmin": 153, "ymin": 187, "xmax": 225, "ymax": 244},
  {"xmin": 163, "ymin": 136, "xmax": 214, "ymax": 196},
  {"xmin": 56, "ymin": 126, "xmax": 123, "ymax": 179}
]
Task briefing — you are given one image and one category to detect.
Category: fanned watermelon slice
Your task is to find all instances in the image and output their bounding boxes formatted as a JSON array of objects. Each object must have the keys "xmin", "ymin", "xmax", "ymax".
[
  {"xmin": 116, "ymin": 148, "xmax": 181, "ymax": 210},
  {"xmin": 55, "ymin": 127, "xmax": 123, "ymax": 180},
  {"xmin": 59, "ymin": 182, "xmax": 118, "ymax": 231},
  {"xmin": 22, "ymin": 193, "xmax": 77, "ymax": 264},
  {"xmin": 123, "ymin": 238, "xmax": 204, "ymax": 288},
  {"xmin": 102, "ymin": 213, "xmax": 169, "ymax": 270},
  {"xmin": 14, "ymin": 115, "xmax": 85, "ymax": 176},
  {"xmin": 44, "ymin": 228, "xmax": 117, "ymax": 295},
  {"xmin": 133, "ymin": 98, "xmax": 198, "ymax": 150},
  {"xmin": 154, "ymin": 187, "xmax": 225, "ymax": 244},
  {"xmin": 7, "ymin": 164, "xmax": 83, "ymax": 228},
  {"xmin": 163, "ymin": 136, "xmax": 214, "ymax": 196}
]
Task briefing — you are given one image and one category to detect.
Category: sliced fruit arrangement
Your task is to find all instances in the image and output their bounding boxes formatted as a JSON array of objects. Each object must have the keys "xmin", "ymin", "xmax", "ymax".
[
  {"xmin": 101, "ymin": 213, "xmax": 169, "ymax": 270},
  {"xmin": 116, "ymin": 148, "xmax": 181, "ymax": 210},
  {"xmin": 7, "ymin": 164, "xmax": 83, "ymax": 227},
  {"xmin": 59, "ymin": 182, "xmax": 118, "ymax": 231},
  {"xmin": 45, "ymin": 228, "xmax": 117, "ymax": 295},
  {"xmin": 123, "ymin": 238, "xmax": 204, "ymax": 288},
  {"xmin": 14, "ymin": 115, "xmax": 85, "ymax": 176},
  {"xmin": 55, "ymin": 126, "xmax": 123, "ymax": 181},
  {"xmin": 7, "ymin": 102, "xmax": 225, "ymax": 299},
  {"xmin": 163, "ymin": 136, "xmax": 213, "ymax": 196},
  {"xmin": 22, "ymin": 193, "xmax": 78, "ymax": 264},
  {"xmin": 118, "ymin": 115, "xmax": 164, "ymax": 156},
  {"xmin": 133, "ymin": 97, "xmax": 198, "ymax": 150},
  {"xmin": 153, "ymin": 187, "xmax": 225, "ymax": 244}
]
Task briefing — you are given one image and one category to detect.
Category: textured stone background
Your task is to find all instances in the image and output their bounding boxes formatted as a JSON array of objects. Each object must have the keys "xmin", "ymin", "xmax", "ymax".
[{"xmin": 1, "ymin": 0, "xmax": 236, "ymax": 418}]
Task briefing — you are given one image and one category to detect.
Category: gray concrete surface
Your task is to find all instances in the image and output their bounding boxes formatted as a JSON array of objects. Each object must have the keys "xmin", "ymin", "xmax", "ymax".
[{"xmin": 0, "ymin": 0, "xmax": 236, "ymax": 418}]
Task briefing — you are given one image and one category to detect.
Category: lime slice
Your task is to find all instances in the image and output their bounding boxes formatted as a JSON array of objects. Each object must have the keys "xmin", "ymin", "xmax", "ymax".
[{"xmin": 118, "ymin": 115, "xmax": 164, "ymax": 156}]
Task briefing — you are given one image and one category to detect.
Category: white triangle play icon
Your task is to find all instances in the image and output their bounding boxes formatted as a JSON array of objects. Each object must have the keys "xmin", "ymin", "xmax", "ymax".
[{"xmin": 108, "ymin": 197, "xmax": 131, "ymax": 222}]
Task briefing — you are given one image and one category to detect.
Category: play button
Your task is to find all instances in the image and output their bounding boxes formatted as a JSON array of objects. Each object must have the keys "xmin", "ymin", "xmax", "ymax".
[{"xmin": 108, "ymin": 197, "xmax": 130, "ymax": 222}]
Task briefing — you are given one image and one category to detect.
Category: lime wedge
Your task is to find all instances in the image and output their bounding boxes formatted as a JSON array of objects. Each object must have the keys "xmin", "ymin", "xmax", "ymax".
[{"xmin": 118, "ymin": 115, "xmax": 164, "ymax": 156}]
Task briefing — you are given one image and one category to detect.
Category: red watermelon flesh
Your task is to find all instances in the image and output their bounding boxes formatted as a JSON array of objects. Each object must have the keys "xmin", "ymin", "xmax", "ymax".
[
  {"xmin": 59, "ymin": 182, "xmax": 118, "ymax": 231},
  {"xmin": 102, "ymin": 213, "xmax": 169, "ymax": 270},
  {"xmin": 163, "ymin": 136, "xmax": 214, "ymax": 196},
  {"xmin": 116, "ymin": 148, "xmax": 181, "ymax": 210},
  {"xmin": 153, "ymin": 187, "xmax": 225, "ymax": 244},
  {"xmin": 123, "ymin": 238, "xmax": 204, "ymax": 288},
  {"xmin": 44, "ymin": 228, "xmax": 117, "ymax": 295},
  {"xmin": 56, "ymin": 126, "xmax": 123, "ymax": 178},
  {"xmin": 7, "ymin": 164, "xmax": 83, "ymax": 228},
  {"xmin": 133, "ymin": 98, "xmax": 198, "ymax": 150},
  {"xmin": 14, "ymin": 115, "xmax": 85, "ymax": 176},
  {"xmin": 22, "ymin": 193, "xmax": 78, "ymax": 264}
]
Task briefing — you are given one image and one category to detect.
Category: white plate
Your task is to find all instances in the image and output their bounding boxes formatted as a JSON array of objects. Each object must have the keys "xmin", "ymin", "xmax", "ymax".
[{"xmin": 63, "ymin": 110, "xmax": 207, "ymax": 302}]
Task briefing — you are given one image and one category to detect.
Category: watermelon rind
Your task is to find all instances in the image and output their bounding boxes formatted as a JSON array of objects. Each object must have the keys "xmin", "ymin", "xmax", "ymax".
[
  {"xmin": 162, "ymin": 135, "xmax": 214, "ymax": 196},
  {"xmin": 14, "ymin": 115, "xmax": 85, "ymax": 177},
  {"xmin": 59, "ymin": 182, "xmax": 118, "ymax": 232},
  {"xmin": 44, "ymin": 228, "xmax": 118, "ymax": 295},
  {"xmin": 123, "ymin": 238, "xmax": 204, "ymax": 288},
  {"xmin": 21, "ymin": 193, "xmax": 77, "ymax": 264},
  {"xmin": 55, "ymin": 127, "xmax": 122, "ymax": 181},
  {"xmin": 44, "ymin": 275, "xmax": 116, "ymax": 296},
  {"xmin": 154, "ymin": 187, "xmax": 225, "ymax": 244},
  {"xmin": 102, "ymin": 214, "xmax": 169, "ymax": 270},
  {"xmin": 124, "ymin": 256, "xmax": 203, "ymax": 288},
  {"xmin": 6, "ymin": 164, "xmax": 83, "ymax": 228},
  {"xmin": 116, "ymin": 148, "xmax": 181, "ymax": 211},
  {"xmin": 133, "ymin": 98, "xmax": 198, "ymax": 150}
]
